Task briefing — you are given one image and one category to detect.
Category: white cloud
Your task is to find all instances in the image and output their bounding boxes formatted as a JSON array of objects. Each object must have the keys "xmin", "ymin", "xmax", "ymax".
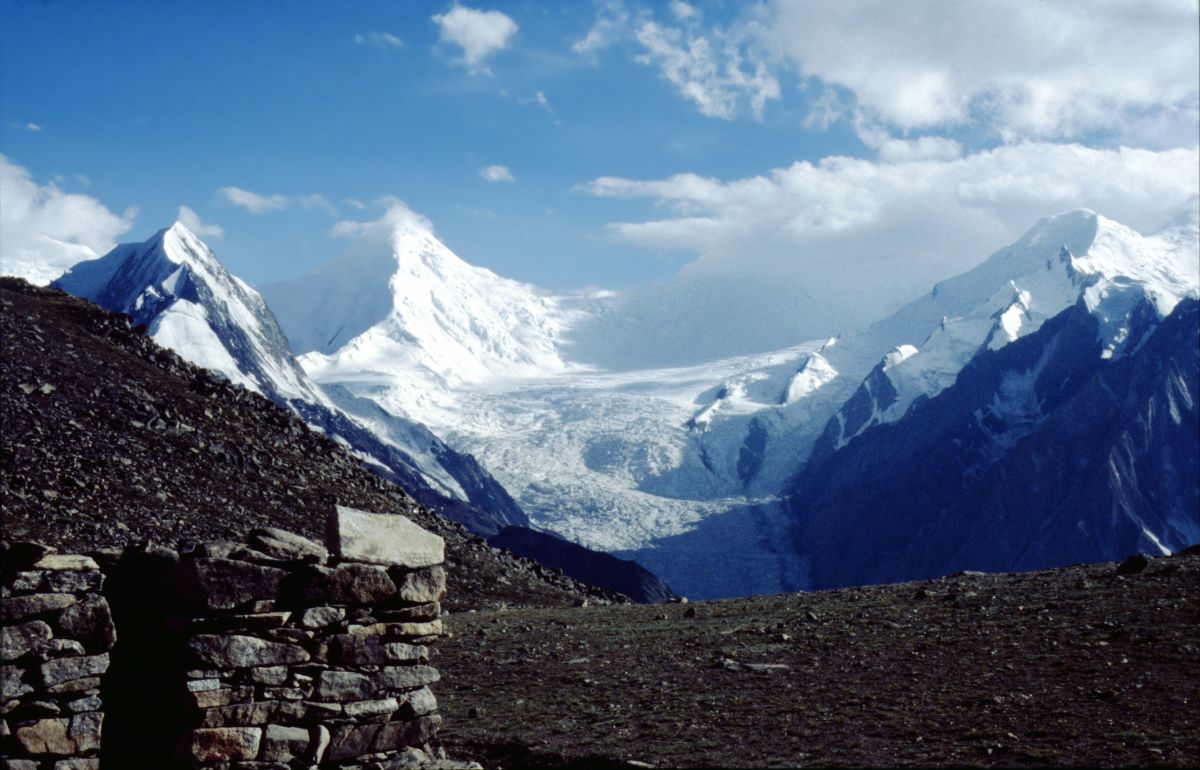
[
  {"xmin": 634, "ymin": 21, "xmax": 780, "ymax": 121},
  {"xmin": 573, "ymin": 0, "xmax": 633, "ymax": 56},
  {"xmin": 219, "ymin": 187, "xmax": 334, "ymax": 215},
  {"xmin": 0, "ymin": 155, "xmax": 135, "ymax": 286},
  {"xmin": 670, "ymin": 1, "xmax": 698, "ymax": 21},
  {"xmin": 176, "ymin": 205, "xmax": 224, "ymax": 239},
  {"xmin": 332, "ymin": 201, "xmax": 434, "ymax": 239},
  {"xmin": 220, "ymin": 186, "xmax": 288, "ymax": 214},
  {"xmin": 432, "ymin": 5, "xmax": 518, "ymax": 72},
  {"xmin": 756, "ymin": 0, "xmax": 1200, "ymax": 142},
  {"xmin": 576, "ymin": 143, "xmax": 1200, "ymax": 363},
  {"xmin": 355, "ymin": 31, "xmax": 404, "ymax": 48},
  {"xmin": 519, "ymin": 91, "xmax": 552, "ymax": 111},
  {"xmin": 480, "ymin": 164, "xmax": 515, "ymax": 183},
  {"xmin": 25, "ymin": 122, "xmax": 42, "ymax": 133}
]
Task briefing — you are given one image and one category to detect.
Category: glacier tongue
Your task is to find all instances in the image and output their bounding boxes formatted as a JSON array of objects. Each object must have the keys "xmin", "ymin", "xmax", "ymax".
[{"xmin": 279, "ymin": 204, "xmax": 1198, "ymax": 598}]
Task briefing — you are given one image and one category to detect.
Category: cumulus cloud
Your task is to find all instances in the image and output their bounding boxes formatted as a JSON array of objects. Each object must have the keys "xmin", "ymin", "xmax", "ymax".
[
  {"xmin": 355, "ymin": 31, "xmax": 404, "ymax": 49},
  {"xmin": 757, "ymin": 0, "xmax": 1200, "ymax": 142},
  {"xmin": 0, "ymin": 155, "xmax": 135, "ymax": 286},
  {"xmin": 634, "ymin": 21, "xmax": 780, "ymax": 121},
  {"xmin": 177, "ymin": 206, "xmax": 224, "ymax": 239},
  {"xmin": 432, "ymin": 5, "xmax": 518, "ymax": 72},
  {"xmin": 574, "ymin": 143, "xmax": 1200, "ymax": 364},
  {"xmin": 480, "ymin": 164, "xmax": 515, "ymax": 182},
  {"xmin": 331, "ymin": 200, "xmax": 434, "ymax": 239}
]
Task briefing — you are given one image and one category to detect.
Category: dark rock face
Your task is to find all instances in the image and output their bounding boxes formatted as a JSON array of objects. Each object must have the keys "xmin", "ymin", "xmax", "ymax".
[
  {"xmin": 789, "ymin": 297, "xmax": 1200, "ymax": 589},
  {"xmin": 489, "ymin": 527, "xmax": 677, "ymax": 604}
]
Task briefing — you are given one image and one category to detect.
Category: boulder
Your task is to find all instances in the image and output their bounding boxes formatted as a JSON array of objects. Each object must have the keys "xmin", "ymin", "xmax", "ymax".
[
  {"xmin": 327, "ymin": 507, "xmax": 444, "ymax": 568},
  {"xmin": 391, "ymin": 566, "xmax": 447, "ymax": 604}
]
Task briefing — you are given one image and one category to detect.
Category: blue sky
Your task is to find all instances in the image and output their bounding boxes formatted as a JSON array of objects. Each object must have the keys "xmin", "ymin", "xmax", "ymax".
[{"xmin": 3, "ymin": 0, "xmax": 1198, "ymax": 299}]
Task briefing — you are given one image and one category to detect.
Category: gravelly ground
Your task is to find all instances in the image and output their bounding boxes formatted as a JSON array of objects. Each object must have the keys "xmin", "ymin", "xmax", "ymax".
[{"xmin": 437, "ymin": 554, "xmax": 1200, "ymax": 768}]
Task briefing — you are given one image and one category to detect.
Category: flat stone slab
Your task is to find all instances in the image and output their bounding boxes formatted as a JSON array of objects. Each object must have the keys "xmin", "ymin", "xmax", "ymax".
[{"xmin": 327, "ymin": 507, "xmax": 444, "ymax": 568}]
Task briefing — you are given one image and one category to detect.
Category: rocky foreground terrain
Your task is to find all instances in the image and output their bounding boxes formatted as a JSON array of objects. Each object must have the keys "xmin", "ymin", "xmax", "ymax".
[
  {"xmin": 438, "ymin": 552, "xmax": 1199, "ymax": 768},
  {"xmin": 0, "ymin": 278, "xmax": 623, "ymax": 612}
]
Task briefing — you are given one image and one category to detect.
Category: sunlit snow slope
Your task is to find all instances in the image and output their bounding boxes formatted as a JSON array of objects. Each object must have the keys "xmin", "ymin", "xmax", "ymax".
[{"xmin": 279, "ymin": 204, "xmax": 1199, "ymax": 599}]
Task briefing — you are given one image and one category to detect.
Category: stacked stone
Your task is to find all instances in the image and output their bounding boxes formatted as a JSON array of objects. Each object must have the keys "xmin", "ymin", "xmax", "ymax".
[
  {"xmin": 1, "ymin": 543, "xmax": 116, "ymax": 770},
  {"xmin": 167, "ymin": 507, "xmax": 455, "ymax": 769}
]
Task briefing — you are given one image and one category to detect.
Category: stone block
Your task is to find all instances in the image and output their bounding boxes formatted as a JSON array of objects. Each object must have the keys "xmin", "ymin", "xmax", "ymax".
[
  {"xmin": 10, "ymin": 571, "xmax": 102, "ymax": 595},
  {"xmin": 45, "ymin": 639, "xmax": 86, "ymax": 657},
  {"xmin": 39, "ymin": 653, "xmax": 109, "ymax": 687},
  {"xmin": 249, "ymin": 528, "xmax": 328, "ymax": 563},
  {"xmin": 315, "ymin": 670, "xmax": 374, "ymax": 701},
  {"xmin": 0, "ymin": 760, "xmax": 39, "ymax": 770},
  {"xmin": 183, "ymin": 726, "xmax": 262, "ymax": 762},
  {"xmin": 187, "ymin": 634, "xmax": 309, "ymax": 668},
  {"xmin": 372, "ymin": 715, "xmax": 441, "ymax": 752},
  {"xmin": 327, "ymin": 507, "xmax": 444, "ymax": 568},
  {"xmin": 298, "ymin": 606, "xmax": 345, "ymax": 628},
  {"xmin": 30, "ymin": 555, "xmax": 97, "ymax": 571},
  {"xmin": 187, "ymin": 685, "xmax": 253, "ymax": 709},
  {"xmin": 52, "ymin": 760, "xmax": 100, "ymax": 770},
  {"xmin": 377, "ymin": 602, "xmax": 441, "ymax": 623},
  {"xmin": 13, "ymin": 713, "xmax": 102, "ymax": 755},
  {"xmin": 328, "ymin": 635, "xmax": 428, "ymax": 666},
  {"xmin": 45, "ymin": 677, "xmax": 100, "ymax": 695},
  {"xmin": 0, "ymin": 666, "xmax": 31, "ymax": 699},
  {"xmin": 260, "ymin": 723, "xmax": 311, "ymax": 763},
  {"xmin": 342, "ymin": 697, "xmax": 398, "ymax": 719},
  {"xmin": 53, "ymin": 597, "xmax": 116, "ymax": 653},
  {"xmin": 295, "ymin": 564, "xmax": 397, "ymax": 605},
  {"xmin": 195, "ymin": 700, "xmax": 304, "ymax": 728},
  {"xmin": 184, "ymin": 558, "xmax": 287, "ymax": 611},
  {"xmin": 375, "ymin": 665, "xmax": 441, "ymax": 692},
  {"xmin": 1, "ymin": 620, "xmax": 52, "ymax": 662},
  {"xmin": 326, "ymin": 722, "xmax": 383, "ymax": 762},
  {"xmin": 390, "ymin": 566, "xmax": 447, "ymax": 604},
  {"xmin": 249, "ymin": 665, "xmax": 289, "ymax": 685},
  {"xmin": 399, "ymin": 686, "xmax": 438, "ymax": 718},
  {"xmin": 347, "ymin": 620, "xmax": 443, "ymax": 638},
  {"xmin": 0, "ymin": 593, "xmax": 77, "ymax": 623},
  {"xmin": 309, "ymin": 724, "xmax": 331, "ymax": 765}
]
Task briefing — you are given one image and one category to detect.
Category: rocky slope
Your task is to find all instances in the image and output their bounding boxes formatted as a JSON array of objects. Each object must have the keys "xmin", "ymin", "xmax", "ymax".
[
  {"xmin": 0, "ymin": 277, "xmax": 624, "ymax": 612},
  {"xmin": 438, "ymin": 551, "xmax": 1200, "ymax": 768}
]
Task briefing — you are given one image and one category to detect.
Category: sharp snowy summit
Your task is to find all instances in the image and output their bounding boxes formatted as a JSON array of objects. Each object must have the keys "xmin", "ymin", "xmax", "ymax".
[{"xmin": 51, "ymin": 222, "xmax": 530, "ymax": 536}]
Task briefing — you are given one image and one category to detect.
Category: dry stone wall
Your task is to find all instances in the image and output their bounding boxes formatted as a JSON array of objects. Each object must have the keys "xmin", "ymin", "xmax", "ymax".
[
  {"xmin": 1, "ymin": 546, "xmax": 115, "ymax": 770},
  {"xmin": 2, "ymin": 507, "xmax": 476, "ymax": 770}
]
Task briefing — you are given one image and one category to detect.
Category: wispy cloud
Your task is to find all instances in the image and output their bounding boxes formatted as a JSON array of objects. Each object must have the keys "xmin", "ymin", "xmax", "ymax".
[
  {"xmin": 634, "ymin": 21, "xmax": 780, "ymax": 121},
  {"xmin": 25, "ymin": 122, "xmax": 42, "ymax": 133},
  {"xmin": 331, "ymin": 200, "xmax": 434, "ymax": 239},
  {"xmin": 432, "ymin": 5, "xmax": 518, "ymax": 73},
  {"xmin": 355, "ymin": 31, "xmax": 404, "ymax": 49},
  {"xmin": 219, "ymin": 186, "xmax": 335, "ymax": 215},
  {"xmin": 480, "ymin": 164, "xmax": 515, "ymax": 183},
  {"xmin": 518, "ymin": 91, "xmax": 552, "ymax": 112},
  {"xmin": 220, "ymin": 186, "xmax": 288, "ymax": 214},
  {"xmin": 177, "ymin": 205, "xmax": 224, "ymax": 239}
]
